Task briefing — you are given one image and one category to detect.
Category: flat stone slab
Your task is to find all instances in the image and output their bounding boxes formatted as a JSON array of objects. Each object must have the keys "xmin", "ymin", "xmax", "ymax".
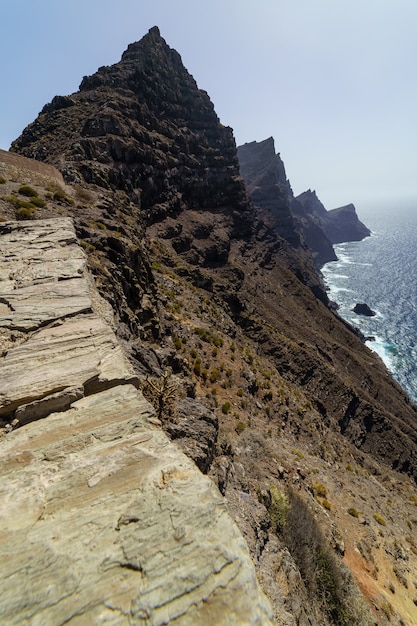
[
  {"xmin": 0, "ymin": 385, "xmax": 273, "ymax": 625},
  {"xmin": 0, "ymin": 313, "xmax": 138, "ymax": 420},
  {"xmin": 0, "ymin": 276, "xmax": 91, "ymax": 330},
  {"xmin": 0, "ymin": 218, "xmax": 91, "ymax": 330}
]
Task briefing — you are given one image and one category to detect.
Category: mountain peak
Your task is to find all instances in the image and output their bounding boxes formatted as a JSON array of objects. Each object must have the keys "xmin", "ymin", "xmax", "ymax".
[{"xmin": 120, "ymin": 25, "xmax": 173, "ymax": 63}]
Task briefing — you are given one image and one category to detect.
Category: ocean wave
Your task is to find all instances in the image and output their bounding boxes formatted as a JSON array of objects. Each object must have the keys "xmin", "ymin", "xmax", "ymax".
[{"xmin": 366, "ymin": 336, "xmax": 397, "ymax": 371}]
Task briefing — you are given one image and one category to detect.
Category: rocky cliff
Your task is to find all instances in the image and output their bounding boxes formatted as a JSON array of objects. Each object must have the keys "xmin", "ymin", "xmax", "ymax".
[
  {"xmin": 3, "ymin": 27, "xmax": 417, "ymax": 625},
  {"xmin": 296, "ymin": 189, "xmax": 371, "ymax": 246},
  {"xmin": 237, "ymin": 140, "xmax": 370, "ymax": 268}
]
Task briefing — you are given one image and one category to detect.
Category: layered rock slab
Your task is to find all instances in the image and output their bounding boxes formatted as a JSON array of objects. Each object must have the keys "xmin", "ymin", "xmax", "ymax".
[
  {"xmin": 0, "ymin": 218, "xmax": 138, "ymax": 422},
  {"xmin": 0, "ymin": 218, "xmax": 89, "ymax": 330},
  {"xmin": 0, "ymin": 218, "xmax": 273, "ymax": 625},
  {"xmin": 0, "ymin": 385, "xmax": 273, "ymax": 625}
]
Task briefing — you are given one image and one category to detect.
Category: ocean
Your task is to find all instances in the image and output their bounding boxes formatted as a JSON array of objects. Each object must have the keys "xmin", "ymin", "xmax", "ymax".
[{"xmin": 321, "ymin": 203, "xmax": 417, "ymax": 403}]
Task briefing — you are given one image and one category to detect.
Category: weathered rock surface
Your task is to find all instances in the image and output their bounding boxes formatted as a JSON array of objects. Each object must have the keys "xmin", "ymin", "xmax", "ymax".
[
  {"xmin": 0, "ymin": 219, "xmax": 273, "ymax": 625},
  {"xmin": 0, "ymin": 218, "xmax": 138, "ymax": 422}
]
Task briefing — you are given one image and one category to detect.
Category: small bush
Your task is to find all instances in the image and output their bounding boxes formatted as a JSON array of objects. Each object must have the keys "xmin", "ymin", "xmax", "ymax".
[
  {"xmin": 283, "ymin": 490, "xmax": 358, "ymax": 625},
  {"xmin": 320, "ymin": 499, "xmax": 332, "ymax": 511},
  {"xmin": 235, "ymin": 421, "xmax": 246, "ymax": 434},
  {"xmin": 380, "ymin": 601, "xmax": 394, "ymax": 620},
  {"xmin": 74, "ymin": 185, "xmax": 94, "ymax": 203},
  {"xmin": 269, "ymin": 486, "xmax": 289, "ymax": 532},
  {"xmin": 50, "ymin": 185, "xmax": 74, "ymax": 204},
  {"xmin": 29, "ymin": 196, "xmax": 46, "ymax": 207},
  {"xmin": 373, "ymin": 513, "xmax": 387, "ymax": 526},
  {"xmin": 292, "ymin": 448, "xmax": 306, "ymax": 460},
  {"xmin": 16, "ymin": 206, "xmax": 37, "ymax": 220},
  {"xmin": 347, "ymin": 507, "xmax": 360, "ymax": 518},
  {"xmin": 18, "ymin": 185, "xmax": 38, "ymax": 197},
  {"xmin": 6, "ymin": 195, "xmax": 33, "ymax": 209},
  {"xmin": 173, "ymin": 337, "xmax": 182, "ymax": 350},
  {"xmin": 313, "ymin": 482, "xmax": 328, "ymax": 498},
  {"xmin": 141, "ymin": 368, "xmax": 179, "ymax": 420},
  {"xmin": 0, "ymin": 176, "xmax": 6, "ymax": 184},
  {"xmin": 221, "ymin": 401, "xmax": 232, "ymax": 414}
]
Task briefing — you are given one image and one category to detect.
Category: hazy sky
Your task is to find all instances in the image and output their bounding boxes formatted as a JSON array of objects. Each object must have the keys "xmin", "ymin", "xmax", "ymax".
[{"xmin": 1, "ymin": 0, "xmax": 416, "ymax": 211}]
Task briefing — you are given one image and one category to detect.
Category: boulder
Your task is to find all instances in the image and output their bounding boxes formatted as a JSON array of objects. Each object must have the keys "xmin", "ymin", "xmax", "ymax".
[{"xmin": 353, "ymin": 302, "xmax": 376, "ymax": 317}]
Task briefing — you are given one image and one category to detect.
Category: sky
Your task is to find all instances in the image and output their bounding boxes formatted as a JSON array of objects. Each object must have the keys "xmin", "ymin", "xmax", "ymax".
[{"xmin": 1, "ymin": 0, "xmax": 416, "ymax": 212}]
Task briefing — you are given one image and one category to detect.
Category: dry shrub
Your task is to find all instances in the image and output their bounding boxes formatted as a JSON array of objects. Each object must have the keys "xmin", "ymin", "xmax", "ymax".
[{"xmin": 141, "ymin": 368, "xmax": 181, "ymax": 420}]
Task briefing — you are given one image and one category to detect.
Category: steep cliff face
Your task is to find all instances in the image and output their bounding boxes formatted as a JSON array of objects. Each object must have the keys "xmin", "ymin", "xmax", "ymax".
[
  {"xmin": 238, "ymin": 139, "xmax": 337, "ymax": 267},
  {"xmin": 237, "ymin": 138, "xmax": 299, "ymax": 246},
  {"xmin": 296, "ymin": 190, "xmax": 371, "ymax": 245},
  {"xmin": 5, "ymin": 27, "xmax": 417, "ymax": 624}
]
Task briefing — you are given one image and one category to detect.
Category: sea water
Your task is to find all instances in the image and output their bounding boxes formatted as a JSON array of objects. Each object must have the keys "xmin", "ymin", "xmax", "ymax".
[{"xmin": 321, "ymin": 204, "xmax": 417, "ymax": 402}]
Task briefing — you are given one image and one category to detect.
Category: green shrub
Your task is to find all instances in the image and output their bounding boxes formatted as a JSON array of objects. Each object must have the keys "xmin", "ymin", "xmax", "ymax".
[
  {"xmin": 18, "ymin": 185, "xmax": 38, "ymax": 197},
  {"xmin": 50, "ymin": 186, "xmax": 74, "ymax": 204},
  {"xmin": 292, "ymin": 448, "xmax": 306, "ymax": 460},
  {"xmin": 269, "ymin": 486, "xmax": 289, "ymax": 532},
  {"xmin": 221, "ymin": 401, "xmax": 232, "ymax": 414},
  {"xmin": 347, "ymin": 507, "xmax": 360, "ymax": 518},
  {"xmin": 193, "ymin": 358, "xmax": 202, "ymax": 376},
  {"xmin": 173, "ymin": 336, "xmax": 182, "ymax": 350},
  {"xmin": 0, "ymin": 176, "xmax": 6, "ymax": 184},
  {"xmin": 209, "ymin": 368, "xmax": 220, "ymax": 383},
  {"xmin": 380, "ymin": 601, "xmax": 394, "ymax": 619},
  {"xmin": 235, "ymin": 421, "xmax": 246, "ymax": 434},
  {"xmin": 313, "ymin": 482, "xmax": 328, "ymax": 498},
  {"xmin": 29, "ymin": 196, "xmax": 46, "ymax": 207},
  {"xmin": 6, "ymin": 195, "xmax": 33, "ymax": 209},
  {"xmin": 373, "ymin": 513, "xmax": 387, "ymax": 526},
  {"xmin": 16, "ymin": 206, "xmax": 37, "ymax": 220}
]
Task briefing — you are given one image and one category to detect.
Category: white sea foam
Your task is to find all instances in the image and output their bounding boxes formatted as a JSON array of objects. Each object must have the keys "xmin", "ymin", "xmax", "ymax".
[{"xmin": 366, "ymin": 337, "xmax": 395, "ymax": 371}]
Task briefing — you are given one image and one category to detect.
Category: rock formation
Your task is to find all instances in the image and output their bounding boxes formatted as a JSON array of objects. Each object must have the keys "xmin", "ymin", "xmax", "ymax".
[
  {"xmin": 0, "ymin": 218, "xmax": 273, "ymax": 625},
  {"xmin": 353, "ymin": 302, "xmax": 376, "ymax": 317},
  {"xmin": 2, "ymin": 27, "xmax": 417, "ymax": 624},
  {"xmin": 237, "ymin": 142, "xmax": 370, "ymax": 268},
  {"xmin": 296, "ymin": 190, "xmax": 371, "ymax": 246}
]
